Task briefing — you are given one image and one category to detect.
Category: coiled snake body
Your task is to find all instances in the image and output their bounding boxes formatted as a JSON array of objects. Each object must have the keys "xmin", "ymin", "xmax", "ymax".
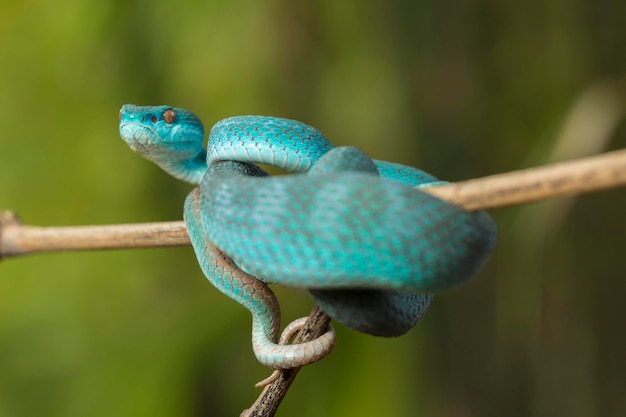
[{"xmin": 119, "ymin": 104, "xmax": 497, "ymax": 374}]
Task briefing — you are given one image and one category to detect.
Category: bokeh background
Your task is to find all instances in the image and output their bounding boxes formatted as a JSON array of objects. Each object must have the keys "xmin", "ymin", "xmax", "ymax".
[{"xmin": 1, "ymin": 1, "xmax": 625, "ymax": 416}]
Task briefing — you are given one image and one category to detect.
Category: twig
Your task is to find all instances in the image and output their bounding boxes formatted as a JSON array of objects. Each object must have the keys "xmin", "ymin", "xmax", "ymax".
[
  {"xmin": 0, "ymin": 213, "xmax": 189, "ymax": 259},
  {"xmin": 2, "ymin": 148, "xmax": 626, "ymax": 259},
  {"xmin": 425, "ymin": 148, "xmax": 626, "ymax": 210}
]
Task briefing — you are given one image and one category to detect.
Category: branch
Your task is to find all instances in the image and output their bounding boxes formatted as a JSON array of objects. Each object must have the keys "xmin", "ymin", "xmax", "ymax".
[
  {"xmin": 425, "ymin": 148, "xmax": 626, "ymax": 210},
  {"xmin": 2, "ymin": 148, "xmax": 626, "ymax": 259},
  {"xmin": 0, "ymin": 213, "xmax": 189, "ymax": 259}
]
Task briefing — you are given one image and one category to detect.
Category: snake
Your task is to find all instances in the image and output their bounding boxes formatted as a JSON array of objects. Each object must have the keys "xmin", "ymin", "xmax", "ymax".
[{"xmin": 119, "ymin": 104, "xmax": 497, "ymax": 377}]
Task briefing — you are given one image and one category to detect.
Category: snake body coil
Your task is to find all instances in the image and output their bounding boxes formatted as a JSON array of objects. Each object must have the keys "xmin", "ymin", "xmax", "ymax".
[{"xmin": 119, "ymin": 104, "xmax": 497, "ymax": 370}]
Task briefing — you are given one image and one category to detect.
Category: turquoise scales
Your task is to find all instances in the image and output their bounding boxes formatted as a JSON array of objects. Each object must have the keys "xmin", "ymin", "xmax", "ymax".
[{"xmin": 119, "ymin": 104, "xmax": 497, "ymax": 371}]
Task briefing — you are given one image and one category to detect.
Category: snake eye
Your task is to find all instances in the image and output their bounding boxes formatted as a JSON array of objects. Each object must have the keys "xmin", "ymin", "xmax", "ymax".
[{"xmin": 163, "ymin": 109, "xmax": 176, "ymax": 124}]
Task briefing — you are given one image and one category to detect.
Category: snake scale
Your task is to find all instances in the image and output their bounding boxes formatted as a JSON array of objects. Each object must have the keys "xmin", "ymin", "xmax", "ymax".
[{"xmin": 119, "ymin": 104, "xmax": 497, "ymax": 377}]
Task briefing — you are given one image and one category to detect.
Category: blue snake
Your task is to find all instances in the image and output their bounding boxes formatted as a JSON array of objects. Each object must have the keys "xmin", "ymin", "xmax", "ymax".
[{"xmin": 119, "ymin": 104, "xmax": 497, "ymax": 376}]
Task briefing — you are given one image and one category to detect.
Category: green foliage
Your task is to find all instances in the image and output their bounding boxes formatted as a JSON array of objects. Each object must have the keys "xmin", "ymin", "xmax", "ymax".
[{"xmin": 1, "ymin": 1, "xmax": 625, "ymax": 416}]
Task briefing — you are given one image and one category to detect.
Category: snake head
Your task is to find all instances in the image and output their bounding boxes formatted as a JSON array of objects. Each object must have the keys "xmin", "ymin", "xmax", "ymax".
[{"xmin": 119, "ymin": 104, "xmax": 205, "ymax": 163}]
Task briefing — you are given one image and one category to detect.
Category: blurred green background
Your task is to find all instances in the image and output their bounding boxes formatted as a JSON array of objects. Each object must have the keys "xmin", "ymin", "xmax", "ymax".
[{"xmin": 1, "ymin": 1, "xmax": 625, "ymax": 416}]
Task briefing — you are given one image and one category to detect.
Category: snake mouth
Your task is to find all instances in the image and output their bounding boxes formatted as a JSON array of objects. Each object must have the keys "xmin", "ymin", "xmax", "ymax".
[
  {"xmin": 119, "ymin": 123, "xmax": 159, "ymax": 155},
  {"xmin": 128, "ymin": 140, "xmax": 150, "ymax": 155}
]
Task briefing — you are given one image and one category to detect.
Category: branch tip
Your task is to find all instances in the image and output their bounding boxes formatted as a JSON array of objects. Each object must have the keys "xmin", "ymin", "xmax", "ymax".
[{"xmin": 0, "ymin": 211, "xmax": 22, "ymax": 260}]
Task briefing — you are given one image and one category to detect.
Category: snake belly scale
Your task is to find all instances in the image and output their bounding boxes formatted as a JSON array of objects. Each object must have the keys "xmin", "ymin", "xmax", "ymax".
[{"xmin": 119, "ymin": 104, "xmax": 497, "ymax": 373}]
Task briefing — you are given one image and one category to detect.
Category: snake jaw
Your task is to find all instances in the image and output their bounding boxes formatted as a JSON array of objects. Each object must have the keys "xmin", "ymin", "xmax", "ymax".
[{"xmin": 119, "ymin": 122, "xmax": 157, "ymax": 158}]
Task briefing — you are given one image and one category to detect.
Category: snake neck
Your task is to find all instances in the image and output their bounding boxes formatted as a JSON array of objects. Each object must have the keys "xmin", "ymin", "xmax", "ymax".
[{"xmin": 155, "ymin": 149, "xmax": 208, "ymax": 185}]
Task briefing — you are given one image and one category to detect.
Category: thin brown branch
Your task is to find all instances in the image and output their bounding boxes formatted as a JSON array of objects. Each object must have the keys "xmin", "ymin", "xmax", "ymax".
[
  {"xmin": 425, "ymin": 148, "xmax": 626, "ymax": 210},
  {"xmin": 2, "ymin": 148, "xmax": 626, "ymax": 259},
  {"xmin": 0, "ymin": 212, "xmax": 189, "ymax": 259}
]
